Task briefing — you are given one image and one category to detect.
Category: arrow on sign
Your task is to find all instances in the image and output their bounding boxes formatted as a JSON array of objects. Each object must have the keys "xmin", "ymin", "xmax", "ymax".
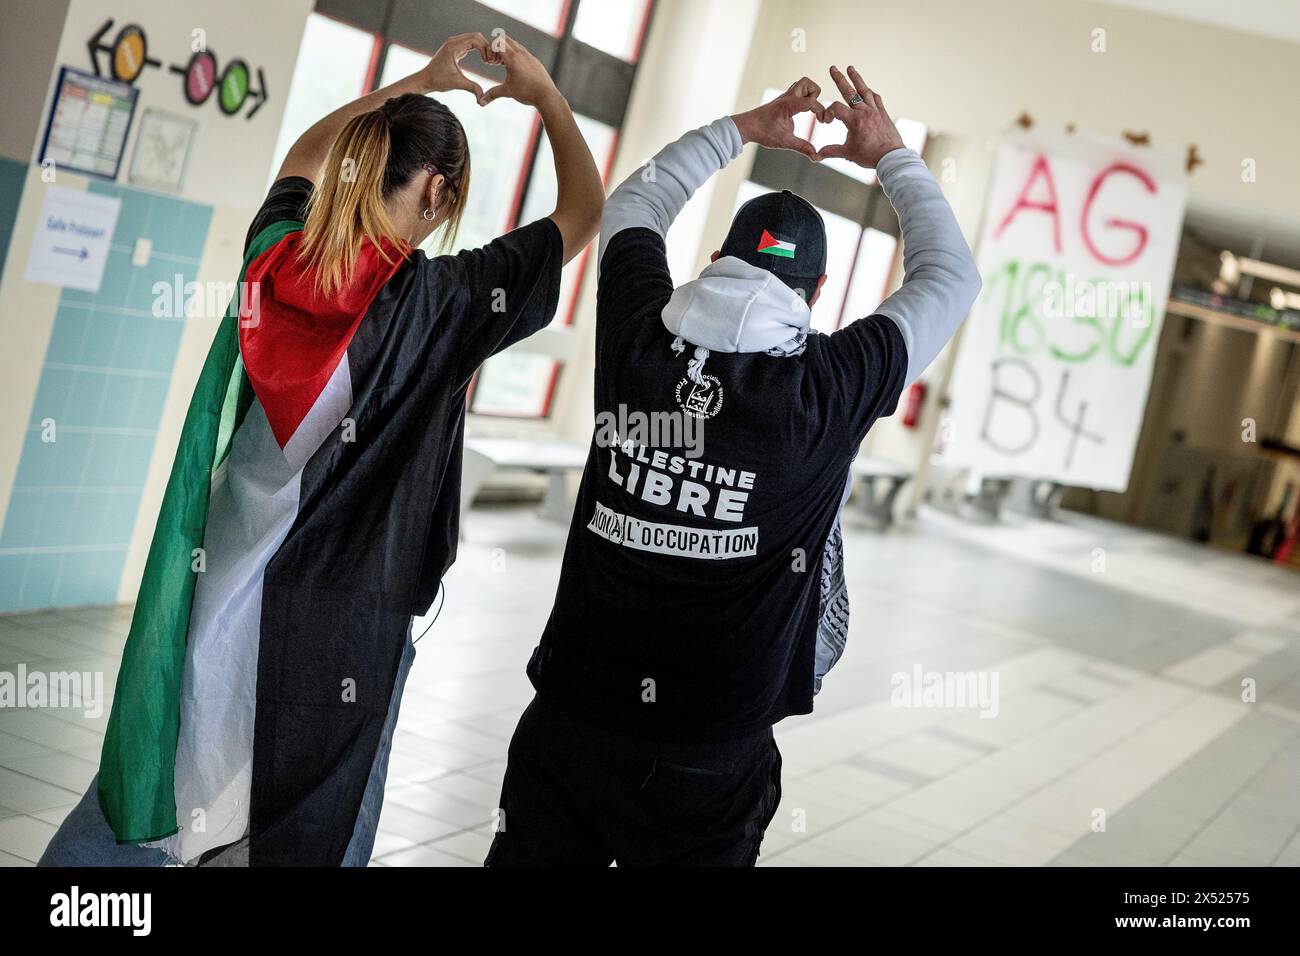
[
  {"xmin": 86, "ymin": 19, "xmax": 113, "ymax": 76},
  {"xmin": 53, "ymin": 246, "xmax": 90, "ymax": 261},
  {"xmin": 86, "ymin": 18, "xmax": 160, "ymax": 83},
  {"xmin": 246, "ymin": 67, "xmax": 268, "ymax": 120}
]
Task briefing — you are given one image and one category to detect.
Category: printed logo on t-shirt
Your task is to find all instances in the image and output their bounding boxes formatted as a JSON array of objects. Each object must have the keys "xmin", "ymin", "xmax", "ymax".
[
  {"xmin": 590, "ymin": 436, "xmax": 759, "ymax": 561},
  {"xmin": 588, "ymin": 501, "xmax": 757, "ymax": 560},
  {"xmin": 674, "ymin": 374, "xmax": 724, "ymax": 419}
]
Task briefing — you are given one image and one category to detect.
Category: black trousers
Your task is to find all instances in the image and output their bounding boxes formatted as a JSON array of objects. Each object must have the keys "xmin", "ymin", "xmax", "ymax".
[{"xmin": 485, "ymin": 695, "xmax": 782, "ymax": 867}]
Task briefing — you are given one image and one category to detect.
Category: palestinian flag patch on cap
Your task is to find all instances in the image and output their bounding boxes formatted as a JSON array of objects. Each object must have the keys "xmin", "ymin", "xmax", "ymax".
[{"xmin": 757, "ymin": 229, "xmax": 796, "ymax": 259}]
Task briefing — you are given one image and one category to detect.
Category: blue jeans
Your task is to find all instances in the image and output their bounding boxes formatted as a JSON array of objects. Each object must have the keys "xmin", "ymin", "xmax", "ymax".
[{"xmin": 39, "ymin": 631, "xmax": 417, "ymax": 867}]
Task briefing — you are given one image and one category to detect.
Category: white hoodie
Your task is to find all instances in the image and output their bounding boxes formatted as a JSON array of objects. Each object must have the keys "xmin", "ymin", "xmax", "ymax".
[{"xmin": 661, "ymin": 255, "xmax": 811, "ymax": 369}]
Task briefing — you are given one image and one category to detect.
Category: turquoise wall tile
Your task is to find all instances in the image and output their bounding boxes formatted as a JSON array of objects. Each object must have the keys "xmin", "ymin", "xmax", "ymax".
[
  {"xmin": 138, "ymin": 319, "xmax": 184, "ymax": 374},
  {"xmin": 66, "ymin": 372, "xmax": 110, "ymax": 427},
  {"xmin": 108, "ymin": 194, "xmax": 150, "ymax": 248},
  {"xmin": 125, "ymin": 268, "xmax": 161, "ymax": 316},
  {"xmin": 47, "ymin": 430, "xmax": 93, "ymax": 482},
  {"xmin": 0, "ymin": 556, "xmax": 25, "ymax": 607},
  {"xmin": 30, "ymin": 367, "xmax": 76, "ymax": 424},
  {"xmin": 19, "ymin": 554, "xmax": 62, "ymax": 609},
  {"xmin": 12, "ymin": 437, "xmax": 55, "ymax": 488},
  {"xmin": 175, "ymin": 204, "xmax": 214, "ymax": 261},
  {"xmin": 49, "ymin": 553, "xmax": 99, "ymax": 607},
  {"xmin": 112, "ymin": 434, "xmax": 155, "ymax": 487},
  {"xmin": 79, "ymin": 435, "xmax": 118, "ymax": 489},
  {"xmin": 95, "ymin": 248, "xmax": 135, "ymax": 308},
  {"xmin": 103, "ymin": 491, "xmax": 140, "ymax": 544},
  {"xmin": 46, "ymin": 306, "xmax": 92, "ymax": 365},
  {"xmin": 130, "ymin": 377, "xmax": 169, "ymax": 429},
  {"xmin": 98, "ymin": 375, "xmax": 140, "ymax": 429},
  {"xmin": 36, "ymin": 491, "xmax": 79, "ymax": 547},
  {"xmin": 0, "ymin": 489, "xmax": 41, "ymax": 548},
  {"xmin": 69, "ymin": 491, "xmax": 111, "ymax": 546},
  {"xmin": 0, "ymin": 179, "xmax": 214, "ymax": 611},
  {"xmin": 86, "ymin": 181, "xmax": 121, "ymax": 200},
  {"xmin": 82, "ymin": 311, "xmax": 123, "ymax": 366},
  {"xmin": 54, "ymin": 551, "xmax": 122, "ymax": 607}
]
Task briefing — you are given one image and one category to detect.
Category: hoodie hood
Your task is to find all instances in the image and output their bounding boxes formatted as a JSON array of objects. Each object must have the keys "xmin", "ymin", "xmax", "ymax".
[
  {"xmin": 661, "ymin": 256, "xmax": 811, "ymax": 385},
  {"xmin": 662, "ymin": 256, "xmax": 810, "ymax": 352}
]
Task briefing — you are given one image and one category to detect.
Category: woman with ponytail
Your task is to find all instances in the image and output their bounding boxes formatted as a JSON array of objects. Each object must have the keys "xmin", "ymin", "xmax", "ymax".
[{"xmin": 40, "ymin": 33, "xmax": 603, "ymax": 867}]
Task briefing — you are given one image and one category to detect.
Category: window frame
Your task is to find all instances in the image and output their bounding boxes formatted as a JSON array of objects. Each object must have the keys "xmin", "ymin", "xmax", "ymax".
[
  {"xmin": 745, "ymin": 127, "xmax": 929, "ymax": 331},
  {"xmin": 313, "ymin": 0, "xmax": 655, "ymax": 418}
]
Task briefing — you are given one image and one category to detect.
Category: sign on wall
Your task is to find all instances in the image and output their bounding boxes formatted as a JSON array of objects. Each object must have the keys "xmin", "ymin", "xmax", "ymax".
[
  {"xmin": 39, "ymin": 67, "xmax": 138, "ymax": 180},
  {"xmin": 24, "ymin": 185, "xmax": 122, "ymax": 293},
  {"xmin": 129, "ymin": 108, "xmax": 197, "ymax": 190},
  {"xmin": 87, "ymin": 18, "xmax": 269, "ymax": 119},
  {"xmin": 944, "ymin": 133, "xmax": 1187, "ymax": 492}
]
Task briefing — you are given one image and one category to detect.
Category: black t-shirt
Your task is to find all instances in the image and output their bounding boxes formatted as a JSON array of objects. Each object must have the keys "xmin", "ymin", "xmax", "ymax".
[
  {"xmin": 231, "ymin": 177, "xmax": 564, "ymax": 863},
  {"xmin": 241, "ymin": 176, "xmax": 565, "ymax": 607},
  {"xmin": 529, "ymin": 227, "xmax": 908, "ymax": 741}
]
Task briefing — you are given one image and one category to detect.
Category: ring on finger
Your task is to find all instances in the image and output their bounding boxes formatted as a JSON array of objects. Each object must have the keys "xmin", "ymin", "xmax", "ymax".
[{"xmin": 847, "ymin": 93, "xmax": 865, "ymax": 106}]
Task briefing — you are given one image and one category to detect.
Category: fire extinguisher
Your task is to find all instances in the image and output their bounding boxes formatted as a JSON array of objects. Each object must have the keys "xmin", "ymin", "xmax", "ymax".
[{"xmin": 901, "ymin": 380, "xmax": 926, "ymax": 428}]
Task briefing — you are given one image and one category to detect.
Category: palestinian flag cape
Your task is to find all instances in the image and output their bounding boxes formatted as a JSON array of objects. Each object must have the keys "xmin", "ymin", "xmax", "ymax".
[{"xmin": 97, "ymin": 216, "xmax": 471, "ymax": 866}]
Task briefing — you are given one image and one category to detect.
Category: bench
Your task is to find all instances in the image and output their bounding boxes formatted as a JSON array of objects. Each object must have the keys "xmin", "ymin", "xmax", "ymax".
[
  {"xmin": 850, "ymin": 455, "xmax": 914, "ymax": 529},
  {"xmin": 1005, "ymin": 477, "xmax": 1067, "ymax": 519},
  {"xmin": 926, "ymin": 461, "xmax": 1022, "ymax": 522},
  {"xmin": 460, "ymin": 436, "xmax": 590, "ymax": 530}
]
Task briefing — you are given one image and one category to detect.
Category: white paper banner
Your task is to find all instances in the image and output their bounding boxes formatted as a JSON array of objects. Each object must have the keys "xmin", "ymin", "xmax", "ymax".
[{"xmin": 945, "ymin": 132, "xmax": 1187, "ymax": 492}]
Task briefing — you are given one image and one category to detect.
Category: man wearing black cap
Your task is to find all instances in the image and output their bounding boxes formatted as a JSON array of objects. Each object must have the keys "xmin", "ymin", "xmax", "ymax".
[{"xmin": 487, "ymin": 69, "xmax": 981, "ymax": 866}]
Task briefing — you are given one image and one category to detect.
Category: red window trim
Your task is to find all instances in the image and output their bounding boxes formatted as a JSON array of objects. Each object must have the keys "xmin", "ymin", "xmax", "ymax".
[
  {"xmin": 554, "ymin": 0, "xmax": 575, "ymax": 36},
  {"xmin": 362, "ymin": 33, "xmax": 384, "ymax": 93},
  {"xmin": 629, "ymin": 0, "xmax": 655, "ymax": 62},
  {"xmin": 506, "ymin": 114, "xmax": 545, "ymax": 231}
]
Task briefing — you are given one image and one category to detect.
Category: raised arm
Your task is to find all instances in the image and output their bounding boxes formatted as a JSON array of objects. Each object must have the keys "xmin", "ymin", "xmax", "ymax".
[
  {"xmin": 599, "ymin": 77, "xmax": 825, "ymax": 269},
  {"xmin": 480, "ymin": 36, "xmax": 603, "ymax": 264},
  {"xmin": 819, "ymin": 66, "xmax": 981, "ymax": 384},
  {"xmin": 276, "ymin": 32, "xmax": 495, "ymax": 185},
  {"xmin": 872, "ymin": 149, "xmax": 982, "ymax": 383}
]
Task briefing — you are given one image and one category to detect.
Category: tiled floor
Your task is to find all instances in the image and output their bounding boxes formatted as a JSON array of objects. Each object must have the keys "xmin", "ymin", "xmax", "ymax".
[{"xmin": 2, "ymin": 503, "xmax": 1298, "ymax": 866}]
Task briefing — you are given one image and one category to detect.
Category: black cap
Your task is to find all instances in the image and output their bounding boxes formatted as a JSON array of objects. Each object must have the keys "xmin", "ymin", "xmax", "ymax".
[{"xmin": 719, "ymin": 189, "xmax": 827, "ymax": 304}]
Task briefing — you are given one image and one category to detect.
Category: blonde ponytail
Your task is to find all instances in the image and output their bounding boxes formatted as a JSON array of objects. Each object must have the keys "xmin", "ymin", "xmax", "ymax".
[
  {"xmin": 296, "ymin": 95, "xmax": 471, "ymax": 299},
  {"xmin": 298, "ymin": 110, "xmax": 407, "ymax": 298}
]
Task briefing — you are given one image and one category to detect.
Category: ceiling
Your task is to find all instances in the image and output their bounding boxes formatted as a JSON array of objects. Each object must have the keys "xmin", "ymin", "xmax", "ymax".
[
  {"xmin": 1075, "ymin": 2, "xmax": 1300, "ymax": 271},
  {"xmin": 1086, "ymin": 0, "xmax": 1300, "ymax": 45},
  {"xmin": 1184, "ymin": 195, "xmax": 1300, "ymax": 275}
]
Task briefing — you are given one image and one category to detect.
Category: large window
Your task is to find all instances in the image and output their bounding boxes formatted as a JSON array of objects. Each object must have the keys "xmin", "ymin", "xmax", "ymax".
[
  {"xmin": 573, "ymin": 0, "xmax": 653, "ymax": 61},
  {"xmin": 269, "ymin": 14, "xmax": 378, "ymax": 186},
  {"xmin": 277, "ymin": 0, "xmax": 656, "ymax": 418},
  {"xmin": 380, "ymin": 42, "xmax": 537, "ymax": 253},
  {"xmin": 516, "ymin": 113, "xmax": 618, "ymax": 324},
  {"xmin": 811, "ymin": 115, "xmax": 928, "ymax": 186}
]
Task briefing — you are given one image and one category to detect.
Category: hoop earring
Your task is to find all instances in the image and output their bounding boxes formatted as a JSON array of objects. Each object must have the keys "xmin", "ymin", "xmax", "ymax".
[{"xmin": 422, "ymin": 208, "xmax": 436, "ymax": 221}]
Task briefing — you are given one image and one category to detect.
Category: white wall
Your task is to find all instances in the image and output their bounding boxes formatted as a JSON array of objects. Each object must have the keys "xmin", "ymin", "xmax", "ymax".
[
  {"xmin": 40, "ymin": 0, "xmax": 313, "ymax": 210},
  {"xmin": 0, "ymin": 0, "xmax": 312, "ymax": 605}
]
